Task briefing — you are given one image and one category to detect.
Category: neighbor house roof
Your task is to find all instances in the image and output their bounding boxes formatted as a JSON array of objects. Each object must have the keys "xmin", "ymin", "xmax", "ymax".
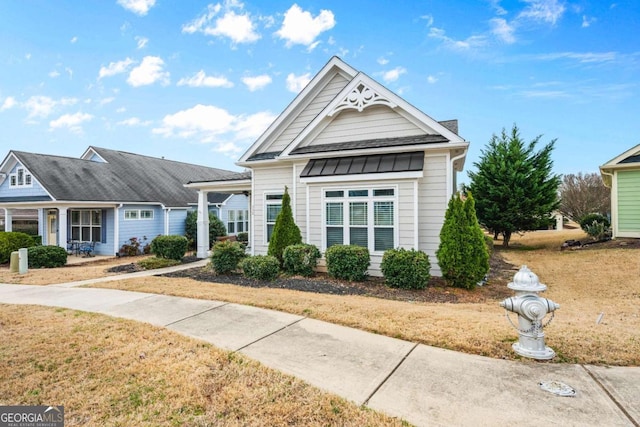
[{"xmin": 6, "ymin": 146, "xmax": 245, "ymax": 207}]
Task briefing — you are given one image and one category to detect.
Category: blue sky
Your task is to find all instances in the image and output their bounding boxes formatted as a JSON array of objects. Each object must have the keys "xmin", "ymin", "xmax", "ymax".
[{"xmin": 1, "ymin": 0, "xmax": 638, "ymax": 182}]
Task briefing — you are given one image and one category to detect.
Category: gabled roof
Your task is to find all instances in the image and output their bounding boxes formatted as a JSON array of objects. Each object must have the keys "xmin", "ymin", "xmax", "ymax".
[
  {"xmin": 3, "ymin": 146, "xmax": 245, "ymax": 207},
  {"xmin": 237, "ymin": 56, "xmax": 468, "ymax": 166},
  {"xmin": 599, "ymin": 143, "xmax": 640, "ymax": 186}
]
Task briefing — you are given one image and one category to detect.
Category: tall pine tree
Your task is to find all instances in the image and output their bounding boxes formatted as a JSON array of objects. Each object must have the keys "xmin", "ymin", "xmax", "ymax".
[{"xmin": 467, "ymin": 124, "xmax": 560, "ymax": 246}]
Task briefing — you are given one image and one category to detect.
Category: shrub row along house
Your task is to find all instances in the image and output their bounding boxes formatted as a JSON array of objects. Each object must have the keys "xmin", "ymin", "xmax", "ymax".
[
  {"xmin": 187, "ymin": 57, "xmax": 469, "ymax": 276},
  {"xmin": 0, "ymin": 146, "xmax": 248, "ymax": 256}
]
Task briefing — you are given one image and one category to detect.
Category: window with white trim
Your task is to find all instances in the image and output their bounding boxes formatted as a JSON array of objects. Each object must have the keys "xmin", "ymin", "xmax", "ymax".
[
  {"xmin": 70, "ymin": 209, "xmax": 102, "ymax": 242},
  {"xmin": 124, "ymin": 209, "xmax": 154, "ymax": 220},
  {"xmin": 9, "ymin": 167, "xmax": 32, "ymax": 188},
  {"xmin": 227, "ymin": 209, "xmax": 249, "ymax": 234},
  {"xmin": 265, "ymin": 194, "xmax": 283, "ymax": 242},
  {"xmin": 324, "ymin": 188, "xmax": 396, "ymax": 252}
]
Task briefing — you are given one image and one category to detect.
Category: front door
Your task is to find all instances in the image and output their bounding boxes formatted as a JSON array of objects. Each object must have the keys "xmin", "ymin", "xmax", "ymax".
[{"xmin": 48, "ymin": 213, "xmax": 57, "ymax": 246}]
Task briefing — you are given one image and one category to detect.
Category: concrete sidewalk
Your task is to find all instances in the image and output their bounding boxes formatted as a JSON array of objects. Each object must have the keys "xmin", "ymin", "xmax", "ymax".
[{"xmin": 0, "ymin": 282, "xmax": 637, "ymax": 426}]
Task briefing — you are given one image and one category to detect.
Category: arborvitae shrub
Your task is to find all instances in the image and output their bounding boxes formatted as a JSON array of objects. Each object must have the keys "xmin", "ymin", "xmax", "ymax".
[
  {"xmin": 325, "ymin": 245, "xmax": 370, "ymax": 282},
  {"xmin": 464, "ymin": 192, "xmax": 490, "ymax": 285},
  {"xmin": 267, "ymin": 187, "xmax": 302, "ymax": 265},
  {"xmin": 27, "ymin": 245, "xmax": 67, "ymax": 268},
  {"xmin": 578, "ymin": 213, "xmax": 610, "ymax": 233},
  {"xmin": 0, "ymin": 231, "xmax": 36, "ymax": 264},
  {"xmin": 241, "ymin": 255, "xmax": 280, "ymax": 281},
  {"xmin": 210, "ymin": 240, "xmax": 246, "ymax": 274},
  {"xmin": 185, "ymin": 210, "xmax": 227, "ymax": 250},
  {"xmin": 381, "ymin": 248, "xmax": 431, "ymax": 289},
  {"xmin": 282, "ymin": 243, "xmax": 321, "ymax": 277},
  {"xmin": 150, "ymin": 235, "xmax": 188, "ymax": 260}
]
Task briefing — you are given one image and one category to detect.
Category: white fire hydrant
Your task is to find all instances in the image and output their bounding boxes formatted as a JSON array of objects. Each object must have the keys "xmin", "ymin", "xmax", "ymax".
[{"xmin": 500, "ymin": 265, "xmax": 560, "ymax": 360}]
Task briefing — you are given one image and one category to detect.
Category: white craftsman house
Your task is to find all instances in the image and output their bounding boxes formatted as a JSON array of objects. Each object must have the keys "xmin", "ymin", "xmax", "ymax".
[{"xmin": 187, "ymin": 57, "xmax": 469, "ymax": 276}]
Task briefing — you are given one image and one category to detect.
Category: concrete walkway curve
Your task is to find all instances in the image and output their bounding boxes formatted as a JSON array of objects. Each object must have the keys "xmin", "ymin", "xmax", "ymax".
[{"xmin": 0, "ymin": 266, "xmax": 638, "ymax": 426}]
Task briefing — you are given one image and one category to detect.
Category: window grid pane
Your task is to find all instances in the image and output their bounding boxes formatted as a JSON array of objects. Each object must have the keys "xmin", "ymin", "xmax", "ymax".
[
  {"xmin": 348, "ymin": 189, "xmax": 368, "ymax": 197},
  {"xmin": 349, "ymin": 202, "xmax": 367, "ymax": 226},
  {"xmin": 266, "ymin": 205, "xmax": 281, "ymax": 223},
  {"xmin": 326, "ymin": 202, "xmax": 343, "ymax": 225},
  {"xmin": 326, "ymin": 227, "xmax": 343, "ymax": 247},
  {"xmin": 373, "ymin": 189, "xmax": 394, "ymax": 197},
  {"xmin": 349, "ymin": 227, "xmax": 368, "ymax": 248},
  {"xmin": 374, "ymin": 228, "xmax": 394, "ymax": 251},
  {"xmin": 374, "ymin": 201, "xmax": 394, "ymax": 226}
]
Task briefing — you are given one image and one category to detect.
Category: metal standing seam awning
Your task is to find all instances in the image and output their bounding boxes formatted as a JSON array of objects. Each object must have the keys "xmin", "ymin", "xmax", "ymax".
[{"xmin": 299, "ymin": 151, "xmax": 424, "ymax": 178}]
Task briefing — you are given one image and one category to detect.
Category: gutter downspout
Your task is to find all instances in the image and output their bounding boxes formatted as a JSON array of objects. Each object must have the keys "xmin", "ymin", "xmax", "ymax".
[
  {"xmin": 114, "ymin": 204, "xmax": 122, "ymax": 256},
  {"xmin": 448, "ymin": 150, "xmax": 467, "ymax": 199}
]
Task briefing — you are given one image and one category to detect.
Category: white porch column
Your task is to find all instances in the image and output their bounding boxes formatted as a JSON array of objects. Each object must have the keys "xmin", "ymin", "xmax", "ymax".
[
  {"xmin": 37, "ymin": 209, "xmax": 45, "ymax": 237},
  {"xmin": 4, "ymin": 208, "xmax": 12, "ymax": 232},
  {"xmin": 58, "ymin": 208, "xmax": 68, "ymax": 249},
  {"xmin": 196, "ymin": 190, "xmax": 210, "ymax": 259},
  {"xmin": 114, "ymin": 206, "xmax": 120, "ymax": 256}
]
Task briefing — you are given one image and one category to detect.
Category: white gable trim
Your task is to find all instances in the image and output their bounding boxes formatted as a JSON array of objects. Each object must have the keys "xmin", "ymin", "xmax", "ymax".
[
  {"xmin": 329, "ymin": 81, "xmax": 397, "ymax": 116},
  {"xmin": 600, "ymin": 143, "xmax": 640, "ymax": 169},
  {"xmin": 81, "ymin": 146, "xmax": 107, "ymax": 162},
  {"xmin": 279, "ymin": 72, "xmax": 466, "ymax": 158},
  {"xmin": 238, "ymin": 57, "xmax": 358, "ymax": 164}
]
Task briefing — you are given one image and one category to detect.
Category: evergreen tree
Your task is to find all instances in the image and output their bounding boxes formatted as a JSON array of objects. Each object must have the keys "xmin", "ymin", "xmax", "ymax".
[
  {"xmin": 467, "ymin": 124, "xmax": 560, "ymax": 246},
  {"xmin": 185, "ymin": 210, "xmax": 226, "ymax": 249},
  {"xmin": 267, "ymin": 186, "xmax": 302, "ymax": 264},
  {"xmin": 463, "ymin": 192, "xmax": 490, "ymax": 284}
]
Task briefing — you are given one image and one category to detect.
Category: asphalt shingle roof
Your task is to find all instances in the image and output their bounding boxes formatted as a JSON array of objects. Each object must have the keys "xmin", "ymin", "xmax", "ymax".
[{"xmin": 13, "ymin": 146, "xmax": 245, "ymax": 207}]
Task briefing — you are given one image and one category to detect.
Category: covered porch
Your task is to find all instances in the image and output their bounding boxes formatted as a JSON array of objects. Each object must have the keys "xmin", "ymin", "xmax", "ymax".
[{"xmin": 184, "ymin": 173, "xmax": 252, "ymax": 258}]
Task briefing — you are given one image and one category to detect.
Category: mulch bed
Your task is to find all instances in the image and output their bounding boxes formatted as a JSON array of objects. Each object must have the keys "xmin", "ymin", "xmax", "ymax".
[{"xmin": 160, "ymin": 252, "xmax": 517, "ymax": 304}]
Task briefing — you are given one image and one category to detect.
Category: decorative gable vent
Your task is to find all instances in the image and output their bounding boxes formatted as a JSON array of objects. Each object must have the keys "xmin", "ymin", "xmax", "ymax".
[{"xmin": 329, "ymin": 83, "xmax": 397, "ymax": 116}]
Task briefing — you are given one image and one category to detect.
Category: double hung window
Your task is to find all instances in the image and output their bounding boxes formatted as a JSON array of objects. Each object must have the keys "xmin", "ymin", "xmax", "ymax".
[
  {"xmin": 70, "ymin": 209, "xmax": 102, "ymax": 242},
  {"xmin": 265, "ymin": 194, "xmax": 283, "ymax": 242}
]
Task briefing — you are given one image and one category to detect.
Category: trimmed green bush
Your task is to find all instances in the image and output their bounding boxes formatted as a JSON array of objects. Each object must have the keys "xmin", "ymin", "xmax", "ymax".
[
  {"xmin": 380, "ymin": 248, "xmax": 431, "ymax": 289},
  {"xmin": 185, "ymin": 210, "xmax": 227, "ymax": 250},
  {"xmin": 268, "ymin": 186, "xmax": 302, "ymax": 265},
  {"xmin": 150, "ymin": 235, "xmax": 188, "ymax": 261},
  {"xmin": 578, "ymin": 213, "xmax": 610, "ymax": 231},
  {"xmin": 210, "ymin": 240, "xmax": 246, "ymax": 274},
  {"xmin": 283, "ymin": 243, "xmax": 321, "ymax": 277},
  {"xmin": 137, "ymin": 257, "xmax": 181, "ymax": 270},
  {"xmin": 237, "ymin": 232, "xmax": 249, "ymax": 243},
  {"xmin": 27, "ymin": 245, "xmax": 67, "ymax": 268},
  {"xmin": 0, "ymin": 231, "xmax": 36, "ymax": 264},
  {"xmin": 325, "ymin": 245, "xmax": 370, "ymax": 282},
  {"xmin": 241, "ymin": 255, "xmax": 280, "ymax": 281}
]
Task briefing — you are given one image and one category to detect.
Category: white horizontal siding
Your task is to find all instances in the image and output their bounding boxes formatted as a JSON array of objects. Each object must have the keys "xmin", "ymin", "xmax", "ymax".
[
  {"xmin": 309, "ymin": 105, "xmax": 424, "ymax": 146},
  {"xmin": 264, "ymin": 74, "xmax": 350, "ymax": 154},
  {"xmin": 418, "ymin": 154, "xmax": 448, "ymax": 276},
  {"xmin": 252, "ymin": 166, "xmax": 294, "ymax": 255}
]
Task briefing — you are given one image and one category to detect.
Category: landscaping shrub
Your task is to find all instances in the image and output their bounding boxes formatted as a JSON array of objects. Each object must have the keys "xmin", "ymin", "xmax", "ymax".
[
  {"xmin": 210, "ymin": 240, "xmax": 246, "ymax": 274},
  {"xmin": 325, "ymin": 245, "xmax": 370, "ymax": 282},
  {"xmin": 150, "ymin": 235, "xmax": 188, "ymax": 261},
  {"xmin": 380, "ymin": 248, "xmax": 431, "ymax": 289},
  {"xmin": 0, "ymin": 231, "xmax": 36, "ymax": 264},
  {"xmin": 27, "ymin": 245, "xmax": 67, "ymax": 268},
  {"xmin": 267, "ymin": 187, "xmax": 302, "ymax": 265},
  {"xmin": 137, "ymin": 257, "xmax": 181, "ymax": 270},
  {"xmin": 237, "ymin": 232, "xmax": 249, "ymax": 243},
  {"xmin": 579, "ymin": 213, "xmax": 611, "ymax": 240},
  {"xmin": 283, "ymin": 243, "xmax": 321, "ymax": 277},
  {"xmin": 119, "ymin": 236, "xmax": 148, "ymax": 256},
  {"xmin": 241, "ymin": 255, "xmax": 280, "ymax": 281},
  {"xmin": 185, "ymin": 210, "xmax": 226, "ymax": 250}
]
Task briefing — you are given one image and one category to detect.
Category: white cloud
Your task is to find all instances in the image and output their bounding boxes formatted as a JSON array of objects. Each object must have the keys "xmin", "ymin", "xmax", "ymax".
[
  {"xmin": 25, "ymin": 53, "xmax": 31, "ymax": 60},
  {"xmin": 242, "ymin": 74, "xmax": 272, "ymax": 91},
  {"xmin": 177, "ymin": 70, "xmax": 234, "ymax": 88},
  {"xmin": 528, "ymin": 51, "xmax": 617, "ymax": 63},
  {"xmin": 98, "ymin": 58, "xmax": 135, "ymax": 79},
  {"xmin": 24, "ymin": 96, "xmax": 77, "ymax": 119},
  {"xmin": 490, "ymin": 17, "xmax": 516, "ymax": 43},
  {"xmin": 117, "ymin": 0, "xmax": 156, "ymax": 16},
  {"xmin": 99, "ymin": 97, "xmax": 115, "ymax": 106},
  {"xmin": 49, "ymin": 112, "xmax": 93, "ymax": 133},
  {"xmin": 116, "ymin": 107, "xmax": 127, "ymax": 113},
  {"xmin": 582, "ymin": 15, "xmax": 596, "ymax": 28},
  {"xmin": 1, "ymin": 97, "xmax": 17, "ymax": 111},
  {"xmin": 286, "ymin": 72, "xmax": 311, "ymax": 93},
  {"xmin": 135, "ymin": 36, "xmax": 149, "ymax": 49},
  {"xmin": 234, "ymin": 111, "xmax": 276, "ymax": 140},
  {"xmin": 427, "ymin": 75, "xmax": 438, "ymax": 84},
  {"xmin": 518, "ymin": 0, "xmax": 565, "ymax": 25},
  {"xmin": 489, "ymin": 0, "xmax": 508, "ymax": 15},
  {"xmin": 65, "ymin": 67, "xmax": 73, "ymax": 79},
  {"xmin": 70, "ymin": 36, "xmax": 78, "ymax": 43},
  {"xmin": 49, "ymin": 70, "xmax": 60, "ymax": 78},
  {"xmin": 377, "ymin": 57, "xmax": 390, "ymax": 65},
  {"xmin": 117, "ymin": 117, "xmax": 151, "ymax": 126},
  {"xmin": 381, "ymin": 66, "xmax": 406, "ymax": 83},
  {"xmin": 127, "ymin": 56, "xmax": 170, "ymax": 87},
  {"xmin": 182, "ymin": 2, "xmax": 260, "ymax": 44},
  {"xmin": 428, "ymin": 27, "xmax": 487, "ymax": 51},
  {"xmin": 420, "ymin": 14, "xmax": 434, "ymax": 27},
  {"xmin": 275, "ymin": 4, "xmax": 335, "ymax": 48}
]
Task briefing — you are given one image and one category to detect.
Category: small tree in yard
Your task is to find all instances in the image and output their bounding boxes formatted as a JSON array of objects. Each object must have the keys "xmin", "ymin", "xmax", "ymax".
[
  {"xmin": 467, "ymin": 124, "xmax": 561, "ymax": 246},
  {"xmin": 185, "ymin": 210, "xmax": 226, "ymax": 249},
  {"xmin": 436, "ymin": 193, "xmax": 489, "ymax": 290},
  {"xmin": 559, "ymin": 172, "xmax": 610, "ymax": 223},
  {"xmin": 267, "ymin": 186, "xmax": 302, "ymax": 264}
]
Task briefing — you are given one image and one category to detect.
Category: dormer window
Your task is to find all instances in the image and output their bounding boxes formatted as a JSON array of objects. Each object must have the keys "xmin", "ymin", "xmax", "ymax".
[{"xmin": 9, "ymin": 167, "xmax": 32, "ymax": 188}]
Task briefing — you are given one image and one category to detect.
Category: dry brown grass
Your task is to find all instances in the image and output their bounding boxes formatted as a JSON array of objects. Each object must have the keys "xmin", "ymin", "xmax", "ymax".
[
  {"xmin": 0, "ymin": 256, "xmax": 146, "ymax": 286},
  {"xmin": 92, "ymin": 229, "xmax": 640, "ymax": 366},
  {"xmin": 0, "ymin": 305, "xmax": 405, "ymax": 426}
]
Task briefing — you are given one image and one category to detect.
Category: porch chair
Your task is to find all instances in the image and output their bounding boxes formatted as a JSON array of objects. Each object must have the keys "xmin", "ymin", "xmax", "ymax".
[{"xmin": 78, "ymin": 241, "xmax": 96, "ymax": 257}]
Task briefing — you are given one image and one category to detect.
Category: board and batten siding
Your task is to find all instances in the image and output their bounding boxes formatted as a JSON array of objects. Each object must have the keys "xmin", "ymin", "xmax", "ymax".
[
  {"xmin": 307, "ymin": 105, "xmax": 425, "ymax": 147},
  {"xmin": 251, "ymin": 166, "xmax": 295, "ymax": 255},
  {"xmin": 261, "ymin": 73, "xmax": 350, "ymax": 154},
  {"xmin": 418, "ymin": 154, "xmax": 448, "ymax": 276},
  {"xmin": 617, "ymin": 169, "xmax": 640, "ymax": 236}
]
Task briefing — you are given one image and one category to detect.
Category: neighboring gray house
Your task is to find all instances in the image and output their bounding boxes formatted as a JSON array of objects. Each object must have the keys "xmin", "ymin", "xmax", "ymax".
[
  {"xmin": 0, "ymin": 146, "xmax": 247, "ymax": 256},
  {"xmin": 187, "ymin": 57, "xmax": 469, "ymax": 276}
]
